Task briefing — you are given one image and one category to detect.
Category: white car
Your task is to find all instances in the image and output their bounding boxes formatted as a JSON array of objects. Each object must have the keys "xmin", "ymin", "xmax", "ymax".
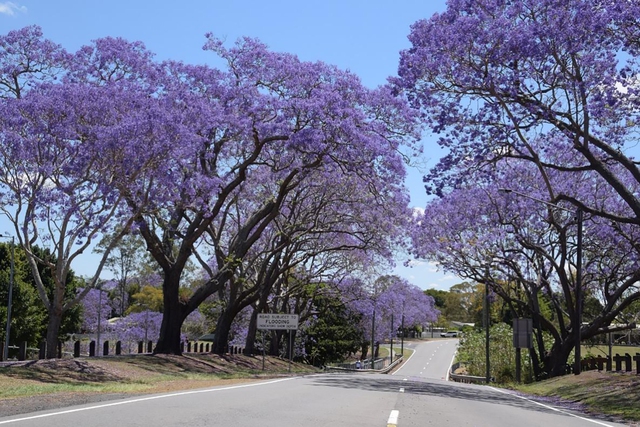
[{"xmin": 440, "ymin": 331, "xmax": 458, "ymax": 337}]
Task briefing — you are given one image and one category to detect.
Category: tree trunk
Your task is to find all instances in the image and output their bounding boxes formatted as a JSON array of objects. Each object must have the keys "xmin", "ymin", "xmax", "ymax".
[
  {"xmin": 44, "ymin": 307, "xmax": 63, "ymax": 359},
  {"xmin": 269, "ymin": 331, "xmax": 277, "ymax": 356},
  {"xmin": 360, "ymin": 343, "xmax": 369, "ymax": 361},
  {"xmin": 528, "ymin": 346, "xmax": 542, "ymax": 379},
  {"xmin": 154, "ymin": 307, "xmax": 187, "ymax": 354},
  {"xmin": 244, "ymin": 289, "xmax": 270, "ymax": 355},
  {"xmin": 154, "ymin": 272, "xmax": 187, "ymax": 355},
  {"xmin": 545, "ymin": 340, "xmax": 574, "ymax": 378},
  {"xmin": 269, "ymin": 330, "xmax": 285, "ymax": 356},
  {"xmin": 118, "ymin": 275, "xmax": 127, "ymax": 317},
  {"xmin": 244, "ymin": 309, "xmax": 259, "ymax": 355},
  {"xmin": 212, "ymin": 308, "xmax": 236, "ymax": 354}
]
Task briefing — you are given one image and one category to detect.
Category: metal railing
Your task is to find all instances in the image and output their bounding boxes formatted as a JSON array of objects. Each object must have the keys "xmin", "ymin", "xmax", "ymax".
[
  {"xmin": 325, "ymin": 354, "xmax": 403, "ymax": 373},
  {"xmin": 448, "ymin": 361, "xmax": 489, "ymax": 384}
]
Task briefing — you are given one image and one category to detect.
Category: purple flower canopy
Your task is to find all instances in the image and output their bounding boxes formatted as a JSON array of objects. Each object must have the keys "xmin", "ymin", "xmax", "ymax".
[
  {"xmin": 334, "ymin": 276, "xmax": 439, "ymax": 342},
  {"xmin": 395, "ymin": 0, "xmax": 640, "ymax": 377},
  {"xmin": 1, "ymin": 23, "xmax": 427, "ymax": 357}
]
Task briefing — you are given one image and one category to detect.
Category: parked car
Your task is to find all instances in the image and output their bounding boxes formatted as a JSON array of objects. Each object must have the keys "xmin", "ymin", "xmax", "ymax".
[{"xmin": 440, "ymin": 331, "xmax": 458, "ymax": 337}]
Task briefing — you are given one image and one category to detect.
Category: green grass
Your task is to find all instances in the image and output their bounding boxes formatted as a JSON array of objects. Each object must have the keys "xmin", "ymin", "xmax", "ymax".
[
  {"xmin": 1, "ymin": 381, "xmax": 149, "ymax": 398},
  {"xmin": 582, "ymin": 344, "xmax": 639, "ymax": 358},
  {"xmin": 510, "ymin": 370, "xmax": 640, "ymax": 423},
  {"xmin": 0, "ymin": 353, "xmax": 319, "ymax": 400},
  {"xmin": 0, "ymin": 370, "xmax": 272, "ymax": 399},
  {"xmin": 398, "ymin": 347, "xmax": 414, "ymax": 359},
  {"xmin": 379, "ymin": 343, "xmax": 414, "ymax": 359}
]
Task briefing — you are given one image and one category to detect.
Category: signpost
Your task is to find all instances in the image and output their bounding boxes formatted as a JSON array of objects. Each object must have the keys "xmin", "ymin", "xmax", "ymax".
[
  {"xmin": 257, "ymin": 314, "xmax": 299, "ymax": 331},
  {"xmin": 513, "ymin": 318, "xmax": 533, "ymax": 383},
  {"xmin": 257, "ymin": 314, "xmax": 299, "ymax": 371}
]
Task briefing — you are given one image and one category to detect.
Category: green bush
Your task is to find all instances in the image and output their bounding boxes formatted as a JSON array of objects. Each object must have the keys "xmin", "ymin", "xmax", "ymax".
[{"xmin": 456, "ymin": 323, "xmax": 535, "ymax": 383}]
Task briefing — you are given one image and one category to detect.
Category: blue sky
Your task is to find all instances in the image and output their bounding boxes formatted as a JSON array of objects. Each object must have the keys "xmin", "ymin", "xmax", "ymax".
[{"xmin": 1, "ymin": 0, "xmax": 461, "ymax": 290}]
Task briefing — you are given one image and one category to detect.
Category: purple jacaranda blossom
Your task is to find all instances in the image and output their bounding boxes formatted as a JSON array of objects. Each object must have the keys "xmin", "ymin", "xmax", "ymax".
[
  {"xmin": 106, "ymin": 35, "xmax": 422, "ymax": 355},
  {"xmin": 409, "ymin": 155, "xmax": 640, "ymax": 377},
  {"xmin": 0, "ymin": 27, "xmax": 175, "ymax": 358}
]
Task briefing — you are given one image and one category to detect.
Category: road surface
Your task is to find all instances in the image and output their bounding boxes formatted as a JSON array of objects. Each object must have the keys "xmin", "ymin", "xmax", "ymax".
[
  {"xmin": 0, "ymin": 339, "xmax": 629, "ymax": 426},
  {"xmin": 392, "ymin": 339, "xmax": 458, "ymax": 380}
]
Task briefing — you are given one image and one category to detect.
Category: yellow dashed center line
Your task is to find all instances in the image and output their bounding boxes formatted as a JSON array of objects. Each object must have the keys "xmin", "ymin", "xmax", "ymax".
[{"xmin": 387, "ymin": 409, "xmax": 399, "ymax": 427}]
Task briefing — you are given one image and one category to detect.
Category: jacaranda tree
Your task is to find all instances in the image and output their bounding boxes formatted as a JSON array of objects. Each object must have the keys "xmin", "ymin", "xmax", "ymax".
[
  {"xmin": 396, "ymin": 0, "xmax": 640, "ymax": 207},
  {"xmin": 0, "ymin": 27, "xmax": 180, "ymax": 357},
  {"xmin": 220, "ymin": 163, "xmax": 414, "ymax": 355},
  {"xmin": 1, "ymin": 26, "xmax": 423, "ymax": 358},
  {"xmin": 94, "ymin": 34, "xmax": 422, "ymax": 355},
  {"xmin": 410, "ymin": 158, "xmax": 640, "ymax": 377},
  {"xmin": 396, "ymin": 0, "xmax": 640, "ymax": 376}
]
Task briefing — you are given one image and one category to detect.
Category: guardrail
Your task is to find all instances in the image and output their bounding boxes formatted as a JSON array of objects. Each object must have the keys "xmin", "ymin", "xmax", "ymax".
[
  {"xmin": 449, "ymin": 361, "xmax": 489, "ymax": 384},
  {"xmin": 325, "ymin": 355, "xmax": 403, "ymax": 374},
  {"xmin": 449, "ymin": 372, "xmax": 488, "ymax": 383}
]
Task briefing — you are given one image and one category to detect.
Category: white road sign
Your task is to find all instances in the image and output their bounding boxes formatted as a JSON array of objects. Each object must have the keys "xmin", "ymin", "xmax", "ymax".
[{"xmin": 257, "ymin": 314, "xmax": 299, "ymax": 330}]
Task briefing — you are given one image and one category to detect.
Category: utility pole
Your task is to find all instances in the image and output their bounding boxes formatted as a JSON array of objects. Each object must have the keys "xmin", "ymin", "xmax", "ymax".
[
  {"xmin": 485, "ymin": 278, "xmax": 490, "ymax": 383},
  {"xmin": 1, "ymin": 234, "xmax": 15, "ymax": 362},
  {"xmin": 401, "ymin": 302, "xmax": 405, "ymax": 357},
  {"xmin": 370, "ymin": 308, "xmax": 375, "ymax": 367},
  {"xmin": 574, "ymin": 208, "xmax": 583, "ymax": 374}
]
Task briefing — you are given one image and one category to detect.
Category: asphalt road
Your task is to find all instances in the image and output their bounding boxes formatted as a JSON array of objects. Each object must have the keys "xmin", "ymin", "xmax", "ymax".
[
  {"xmin": 389, "ymin": 339, "xmax": 629, "ymax": 426},
  {"xmin": 0, "ymin": 339, "xmax": 630, "ymax": 426},
  {"xmin": 392, "ymin": 338, "xmax": 458, "ymax": 380}
]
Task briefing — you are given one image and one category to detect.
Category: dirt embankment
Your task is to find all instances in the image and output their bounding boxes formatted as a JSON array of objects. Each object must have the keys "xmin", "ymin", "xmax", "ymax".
[{"xmin": 0, "ymin": 354, "xmax": 317, "ymax": 417}]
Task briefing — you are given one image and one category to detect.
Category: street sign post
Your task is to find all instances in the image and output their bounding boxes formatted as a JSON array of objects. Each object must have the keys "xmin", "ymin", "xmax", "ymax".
[
  {"xmin": 513, "ymin": 318, "xmax": 533, "ymax": 349},
  {"xmin": 257, "ymin": 314, "xmax": 299, "ymax": 371},
  {"xmin": 257, "ymin": 314, "xmax": 299, "ymax": 330},
  {"xmin": 513, "ymin": 318, "xmax": 533, "ymax": 383}
]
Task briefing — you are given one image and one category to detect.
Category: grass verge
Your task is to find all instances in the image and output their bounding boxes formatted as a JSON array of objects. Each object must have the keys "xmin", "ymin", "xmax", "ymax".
[
  {"xmin": 1, "ymin": 353, "xmax": 319, "ymax": 401},
  {"xmin": 510, "ymin": 370, "xmax": 640, "ymax": 423}
]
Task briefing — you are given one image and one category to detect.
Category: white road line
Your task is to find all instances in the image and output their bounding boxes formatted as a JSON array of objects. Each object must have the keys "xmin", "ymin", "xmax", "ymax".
[
  {"xmin": 387, "ymin": 409, "xmax": 399, "ymax": 427},
  {"xmin": 445, "ymin": 347, "xmax": 457, "ymax": 381},
  {"xmin": 490, "ymin": 387, "xmax": 619, "ymax": 427},
  {"xmin": 399, "ymin": 388, "xmax": 405, "ymax": 393},
  {"xmin": 0, "ymin": 377, "xmax": 296, "ymax": 425},
  {"xmin": 391, "ymin": 346, "xmax": 416, "ymax": 375}
]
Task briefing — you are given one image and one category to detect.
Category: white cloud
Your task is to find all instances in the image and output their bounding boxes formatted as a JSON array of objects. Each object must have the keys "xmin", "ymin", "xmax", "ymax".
[
  {"xmin": 439, "ymin": 274, "xmax": 457, "ymax": 282},
  {"xmin": 425, "ymin": 281, "xmax": 449, "ymax": 291},
  {"xmin": 411, "ymin": 206, "xmax": 425, "ymax": 217},
  {"xmin": 615, "ymin": 81, "xmax": 628, "ymax": 94},
  {"xmin": 423, "ymin": 260, "xmax": 439, "ymax": 273},
  {"xmin": 0, "ymin": 2, "xmax": 27, "ymax": 16}
]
